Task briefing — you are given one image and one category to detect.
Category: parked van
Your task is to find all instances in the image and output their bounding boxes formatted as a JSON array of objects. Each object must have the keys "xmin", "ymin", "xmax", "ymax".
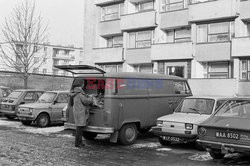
[{"xmin": 56, "ymin": 65, "xmax": 192, "ymax": 145}]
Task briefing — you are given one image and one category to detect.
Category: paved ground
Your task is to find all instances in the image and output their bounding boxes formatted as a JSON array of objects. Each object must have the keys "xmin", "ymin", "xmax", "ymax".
[{"xmin": 0, "ymin": 117, "xmax": 250, "ymax": 166}]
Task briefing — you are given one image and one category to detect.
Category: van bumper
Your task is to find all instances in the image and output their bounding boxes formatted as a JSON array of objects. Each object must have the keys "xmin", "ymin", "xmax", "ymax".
[{"xmin": 64, "ymin": 122, "xmax": 114, "ymax": 134}]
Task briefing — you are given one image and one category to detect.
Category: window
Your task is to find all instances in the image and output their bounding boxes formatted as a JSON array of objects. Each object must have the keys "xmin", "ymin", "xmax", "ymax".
[
  {"xmin": 101, "ymin": 3, "xmax": 124, "ymax": 21},
  {"xmin": 99, "ymin": 64, "xmax": 123, "ymax": 72},
  {"xmin": 166, "ymin": 28, "xmax": 191, "ymax": 43},
  {"xmin": 240, "ymin": 59, "xmax": 250, "ymax": 80},
  {"xmin": 33, "ymin": 68, "xmax": 39, "ymax": 73},
  {"xmin": 53, "ymin": 69, "xmax": 59, "ymax": 75},
  {"xmin": 53, "ymin": 59, "xmax": 59, "ymax": 65},
  {"xmin": 161, "ymin": 0, "xmax": 188, "ymax": 12},
  {"xmin": 134, "ymin": 64, "xmax": 153, "ymax": 73},
  {"xmin": 63, "ymin": 60, "xmax": 69, "ymax": 65},
  {"xmin": 24, "ymin": 92, "xmax": 36, "ymax": 101},
  {"xmin": 206, "ymin": 62, "xmax": 230, "ymax": 78},
  {"xmin": 136, "ymin": 1, "xmax": 154, "ymax": 12},
  {"xmin": 43, "ymin": 69, "xmax": 47, "ymax": 74},
  {"xmin": 247, "ymin": 23, "xmax": 250, "ymax": 36},
  {"xmin": 129, "ymin": 31, "xmax": 153, "ymax": 48},
  {"xmin": 158, "ymin": 62, "xmax": 165, "ymax": 74},
  {"xmin": 197, "ymin": 22, "xmax": 235, "ymax": 43},
  {"xmin": 107, "ymin": 36, "xmax": 123, "ymax": 47},
  {"xmin": 44, "ymin": 47, "xmax": 47, "ymax": 52},
  {"xmin": 167, "ymin": 66, "xmax": 185, "ymax": 77},
  {"xmin": 43, "ymin": 58, "xmax": 47, "ymax": 64}
]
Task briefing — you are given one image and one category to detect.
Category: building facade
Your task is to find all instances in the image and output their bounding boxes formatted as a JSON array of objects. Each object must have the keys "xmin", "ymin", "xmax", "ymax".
[{"xmin": 82, "ymin": 0, "xmax": 250, "ymax": 81}]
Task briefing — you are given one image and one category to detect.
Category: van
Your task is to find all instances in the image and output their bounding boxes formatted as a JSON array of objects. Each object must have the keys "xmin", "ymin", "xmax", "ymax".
[{"xmin": 56, "ymin": 65, "xmax": 192, "ymax": 145}]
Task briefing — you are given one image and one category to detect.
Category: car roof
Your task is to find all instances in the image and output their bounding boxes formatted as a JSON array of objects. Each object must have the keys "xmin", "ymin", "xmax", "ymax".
[
  {"xmin": 76, "ymin": 72, "xmax": 186, "ymax": 80},
  {"xmin": 185, "ymin": 96, "xmax": 233, "ymax": 100}
]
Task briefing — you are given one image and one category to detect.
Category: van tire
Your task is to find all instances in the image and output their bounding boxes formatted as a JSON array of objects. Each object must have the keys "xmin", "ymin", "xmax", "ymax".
[
  {"xmin": 118, "ymin": 123, "xmax": 138, "ymax": 145},
  {"xmin": 36, "ymin": 113, "xmax": 50, "ymax": 127},
  {"xmin": 209, "ymin": 149, "xmax": 225, "ymax": 159},
  {"xmin": 82, "ymin": 131, "xmax": 98, "ymax": 140},
  {"xmin": 6, "ymin": 115, "xmax": 15, "ymax": 120},
  {"xmin": 21, "ymin": 120, "xmax": 32, "ymax": 126},
  {"xmin": 159, "ymin": 137, "xmax": 171, "ymax": 146}
]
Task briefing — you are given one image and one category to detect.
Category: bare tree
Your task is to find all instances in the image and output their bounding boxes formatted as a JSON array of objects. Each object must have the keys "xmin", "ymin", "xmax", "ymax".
[{"xmin": 0, "ymin": 0, "xmax": 48, "ymax": 89}]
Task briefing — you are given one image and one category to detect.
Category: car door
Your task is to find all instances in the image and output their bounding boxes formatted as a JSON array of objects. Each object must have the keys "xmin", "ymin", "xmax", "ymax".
[{"xmin": 51, "ymin": 93, "xmax": 68, "ymax": 121}]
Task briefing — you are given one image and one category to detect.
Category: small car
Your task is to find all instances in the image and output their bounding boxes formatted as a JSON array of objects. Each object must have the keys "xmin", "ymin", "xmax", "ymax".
[
  {"xmin": 197, "ymin": 98, "xmax": 250, "ymax": 159},
  {"xmin": 151, "ymin": 96, "xmax": 228, "ymax": 148},
  {"xmin": 17, "ymin": 91, "xmax": 69, "ymax": 127},
  {"xmin": 0, "ymin": 89, "xmax": 44, "ymax": 119}
]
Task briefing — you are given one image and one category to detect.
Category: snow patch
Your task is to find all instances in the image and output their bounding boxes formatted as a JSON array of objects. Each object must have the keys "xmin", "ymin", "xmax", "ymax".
[
  {"xmin": 131, "ymin": 142, "xmax": 160, "ymax": 149},
  {"xmin": 156, "ymin": 148, "xmax": 172, "ymax": 152},
  {"xmin": 0, "ymin": 119, "xmax": 22, "ymax": 128},
  {"xmin": 188, "ymin": 153, "xmax": 212, "ymax": 161},
  {"xmin": 22, "ymin": 126, "xmax": 64, "ymax": 136}
]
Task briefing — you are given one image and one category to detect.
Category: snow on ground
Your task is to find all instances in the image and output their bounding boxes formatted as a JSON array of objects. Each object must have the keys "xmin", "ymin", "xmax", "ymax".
[
  {"xmin": 131, "ymin": 142, "xmax": 160, "ymax": 149},
  {"xmin": 0, "ymin": 118, "xmax": 64, "ymax": 136}
]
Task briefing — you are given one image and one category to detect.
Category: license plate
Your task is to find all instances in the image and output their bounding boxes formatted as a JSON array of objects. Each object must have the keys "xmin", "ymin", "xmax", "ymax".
[
  {"xmin": 162, "ymin": 136, "xmax": 180, "ymax": 142},
  {"xmin": 215, "ymin": 131, "xmax": 239, "ymax": 140}
]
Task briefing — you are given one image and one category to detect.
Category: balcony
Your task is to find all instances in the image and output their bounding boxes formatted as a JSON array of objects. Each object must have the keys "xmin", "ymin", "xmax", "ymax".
[
  {"xmin": 189, "ymin": 0, "xmax": 238, "ymax": 22},
  {"xmin": 95, "ymin": 0, "xmax": 124, "ymax": 6},
  {"xmin": 121, "ymin": 10, "xmax": 157, "ymax": 31},
  {"xmin": 53, "ymin": 54, "xmax": 75, "ymax": 60},
  {"xmin": 232, "ymin": 37, "xmax": 250, "ymax": 57},
  {"xmin": 92, "ymin": 47, "xmax": 124, "ymax": 63},
  {"xmin": 195, "ymin": 42, "xmax": 231, "ymax": 61},
  {"xmin": 151, "ymin": 42, "xmax": 193, "ymax": 61},
  {"xmin": 99, "ymin": 19, "xmax": 122, "ymax": 36},
  {"xmin": 126, "ymin": 48, "xmax": 151, "ymax": 64},
  {"xmin": 159, "ymin": 9, "xmax": 189, "ymax": 29},
  {"xmin": 240, "ymin": 0, "xmax": 250, "ymax": 21}
]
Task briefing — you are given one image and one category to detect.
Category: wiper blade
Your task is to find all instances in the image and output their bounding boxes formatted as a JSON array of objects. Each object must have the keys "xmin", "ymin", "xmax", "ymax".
[{"xmin": 189, "ymin": 108, "xmax": 202, "ymax": 115}]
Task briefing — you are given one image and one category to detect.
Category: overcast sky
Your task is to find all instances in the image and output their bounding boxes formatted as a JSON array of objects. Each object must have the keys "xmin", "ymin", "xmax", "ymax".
[{"xmin": 0, "ymin": 0, "xmax": 84, "ymax": 47}]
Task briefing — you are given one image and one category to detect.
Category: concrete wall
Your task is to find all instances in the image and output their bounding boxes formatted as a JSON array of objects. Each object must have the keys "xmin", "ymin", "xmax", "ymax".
[
  {"xmin": 232, "ymin": 37, "xmax": 250, "ymax": 57},
  {"xmin": 188, "ymin": 79, "xmax": 237, "ymax": 96},
  {"xmin": 0, "ymin": 72, "xmax": 73, "ymax": 91},
  {"xmin": 240, "ymin": 0, "xmax": 250, "ymax": 21}
]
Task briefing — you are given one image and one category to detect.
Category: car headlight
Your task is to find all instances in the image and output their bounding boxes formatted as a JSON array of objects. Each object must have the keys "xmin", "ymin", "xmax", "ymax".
[
  {"xmin": 29, "ymin": 108, "xmax": 33, "ymax": 114},
  {"xmin": 198, "ymin": 127, "xmax": 207, "ymax": 136},
  {"xmin": 185, "ymin": 123, "xmax": 193, "ymax": 130},
  {"xmin": 156, "ymin": 120, "xmax": 163, "ymax": 127}
]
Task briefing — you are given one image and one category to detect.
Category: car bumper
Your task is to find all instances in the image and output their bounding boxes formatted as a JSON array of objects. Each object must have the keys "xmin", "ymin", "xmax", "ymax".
[
  {"xmin": 0, "ymin": 110, "xmax": 16, "ymax": 116},
  {"xmin": 197, "ymin": 139, "xmax": 250, "ymax": 153},
  {"xmin": 64, "ymin": 122, "xmax": 114, "ymax": 134},
  {"xmin": 150, "ymin": 127, "xmax": 198, "ymax": 140},
  {"xmin": 17, "ymin": 114, "xmax": 35, "ymax": 121}
]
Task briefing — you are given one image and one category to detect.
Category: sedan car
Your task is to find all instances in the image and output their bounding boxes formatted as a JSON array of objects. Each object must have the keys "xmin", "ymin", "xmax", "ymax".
[
  {"xmin": 17, "ymin": 91, "xmax": 69, "ymax": 127},
  {"xmin": 151, "ymin": 96, "xmax": 228, "ymax": 148},
  {"xmin": 197, "ymin": 98, "xmax": 250, "ymax": 159},
  {"xmin": 0, "ymin": 89, "xmax": 44, "ymax": 119}
]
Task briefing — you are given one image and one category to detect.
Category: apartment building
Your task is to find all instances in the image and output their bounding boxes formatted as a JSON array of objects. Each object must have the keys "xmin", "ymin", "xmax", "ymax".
[
  {"xmin": 82, "ymin": 0, "xmax": 250, "ymax": 81},
  {"xmin": 0, "ymin": 43, "xmax": 83, "ymax": 76}
]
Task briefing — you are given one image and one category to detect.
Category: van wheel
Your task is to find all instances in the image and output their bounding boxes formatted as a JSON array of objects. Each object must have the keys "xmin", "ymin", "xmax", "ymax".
[
  {"xmin": 82, "ymin": 131, "xmax": 98, "ymax": 140},
  {"xmin": 36, "ymin": 113, "xmax": 50, "ymax": 127},
  {"xmin": 21, "ymin": 120, "xmax": 32, "ymax": 126},
  {"xmin": 159, "ymin": 137, "xmax": 171, "ymax": 146},
  {"xmin": 209, "ymin": 149, "xmax": 225, "ymax": 159},
  {"xmin": 118, "ymin": 123, "xmax": 138, "ymax": 145}
]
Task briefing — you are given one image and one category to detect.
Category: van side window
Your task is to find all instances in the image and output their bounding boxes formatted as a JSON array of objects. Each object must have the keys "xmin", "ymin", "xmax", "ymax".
[{"xmin": 174, "ymin": 81, "xmax": 190, "ymax": 94}]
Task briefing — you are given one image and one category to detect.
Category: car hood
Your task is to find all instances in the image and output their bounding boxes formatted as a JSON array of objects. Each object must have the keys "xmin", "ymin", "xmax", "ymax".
[
  {"xmin": 158, "ymin": 113, "xmax": 210, "ymax": 125},
  {"xmin": 19, "ymin": 103, "xmax": 51, "ymax": 109},
  {"xmin": 201, "ymin": 116, "xmax": 250, "ymax": 131}
]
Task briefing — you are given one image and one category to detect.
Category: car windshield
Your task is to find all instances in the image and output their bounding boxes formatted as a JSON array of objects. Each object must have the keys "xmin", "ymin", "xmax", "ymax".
[
  {"xmin": 215, "ymin": 100, "xmax": 250, "ymax": 118},
  {"xmin": 37, "ymin": 92, "xmax": 57, "ymax": 103},
  {"xmin": 175, "ymin": 98, "xmax": 215, "ymax": 115},
  {"xmin": 7, "ymin": 91, "xmax": 22, "ymax": 99}
]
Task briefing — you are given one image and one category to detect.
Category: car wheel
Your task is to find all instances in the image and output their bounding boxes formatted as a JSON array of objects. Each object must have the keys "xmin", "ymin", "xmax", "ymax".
[
  {"xmin": 118, "ymin": 123, "xmax": 138, "ymax": 145},
  {"xmin": 209, "ymin": 149, "xmax": 225, "ymax": 159},
  {"xmin": 36, "ymin": 113, "xmax": 50, "ymax": 127},
  {"xmin": 158, "ymin": 137, "xmax": 171, "ymax": 146},
  {"xmin": 193, "ymin": 141, "xmax": 205, "ymax": 151},
  {"xmin": 21, "ymin": 120, "xmax": 32, "ymax": 126},
  {"xmin": 5, "ymin": 115, "xmax": 15, "ymax": 120},
  {"xmin": 82, "ymin": 131, "xmax": 98, "ymax": 140}
]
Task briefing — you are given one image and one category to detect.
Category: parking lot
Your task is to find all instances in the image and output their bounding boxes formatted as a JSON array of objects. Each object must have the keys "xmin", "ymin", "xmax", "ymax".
[{"xmin": 0, "ymin": 117, "xmax": 250, "ymax": 166}]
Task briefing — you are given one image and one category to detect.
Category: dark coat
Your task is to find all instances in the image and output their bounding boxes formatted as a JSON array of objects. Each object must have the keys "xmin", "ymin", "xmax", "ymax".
[{"xmin": 70, "ymin": 87, "xmax": 93, "ymax": 126}]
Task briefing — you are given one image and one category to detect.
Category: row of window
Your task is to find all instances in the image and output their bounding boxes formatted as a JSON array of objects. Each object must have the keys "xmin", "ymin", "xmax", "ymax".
[
  {"xmin": 104, "ymin": 21, "xmax": 239, "ymax": 48},
  {"xmin": 100, "ymin": 0, "xmax": 217, "ymax": 22}
]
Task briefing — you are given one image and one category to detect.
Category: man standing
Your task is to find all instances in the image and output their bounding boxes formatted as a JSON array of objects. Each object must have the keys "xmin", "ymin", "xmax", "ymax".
[{"xmin": 69, "ymin": 79, "xmax": 94, "ymax": 147}]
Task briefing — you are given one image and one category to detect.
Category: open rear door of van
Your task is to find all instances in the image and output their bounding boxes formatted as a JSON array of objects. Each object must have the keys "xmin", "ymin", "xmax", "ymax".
[{"xmin": 54, "ymin": 65, "xmax": 106, "ymax": 75}]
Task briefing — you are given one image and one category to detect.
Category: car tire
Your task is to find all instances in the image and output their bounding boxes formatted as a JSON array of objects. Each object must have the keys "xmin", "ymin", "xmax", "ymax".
[
  {"xmin": 209, "ymin": 149, "xmax": 225, "ymax": 159},
  {"xmin": 118, "ymin": 123, "xmax": 138, "ymax": 145},
  {"xmin": 21, "ymin": 120, "xmax": 32, "ymax": 126},
  {"xmin": 36, "ymin": 113, "xmax": 50, "ymax": 127},
  {"xmin": 5, "ymin": 115, "xmax": 15, "ymax": 120},
  {"xmin": 82, "ymin": 131, "xmax": 98, "ymax": 140},
  {"xmin": 158, "ymin": 137, "xmax": 171, "ymax": 146},
  {"xmin": 193, "ymin": 141, "xmax": 205, "ymax": 151}
]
